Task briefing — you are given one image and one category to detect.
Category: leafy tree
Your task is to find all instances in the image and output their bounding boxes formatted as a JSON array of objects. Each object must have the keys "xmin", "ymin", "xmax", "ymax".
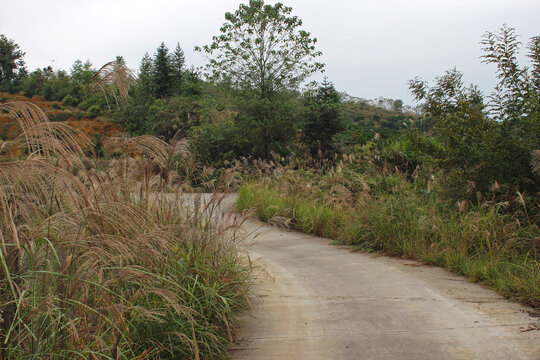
[
  {"xmin": 22, "ymin": 68, "xmax": 71, "ymax": 101},
  {"xmin": 302, "ymin": 78, "xmax": 343, "ymax": 156},
  {"xmin": 0, "ymin": 35, "xmax": 26, "ymax": 92},
  {"xmin": 480, "ymin": 25, "xmax": 539, "ymax": 150},
  {"xmin": 42, "ymin": 70, "xmax": 71, "ymax": 101},
  {"xmin": 392, "ymin": 99, "xmax": 403, "ymax": 112},
  {"xmin": 42, "ymin": 66, "xmax": 54, "ymax": 79},
  {"xmin": 409, "ymin": 69, "xmax": 499, "ymax": 193},
  {"xmin": 22, "ymin": 69, "xmax": 46, "ymax": 97},
  {"xmin": 409, "ymin": 25, "xmax": 540, "ymax": 201},
  {"xmin": 197, "ymin": 0, "xmax": 324, "ymax": 159},
  {"xmin": 197, "ymin": 0, "xmax": 324, "ymax": 99}
]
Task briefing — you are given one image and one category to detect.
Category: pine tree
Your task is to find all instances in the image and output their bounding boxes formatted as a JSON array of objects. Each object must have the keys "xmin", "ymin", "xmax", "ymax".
[
  {"xmin": 70, "ymin": 59, "xmax": 94, "ymax": 85},
  {"xmin": 137, "ymin": 52, "xmax": 153, "ymax": 98},
  {"xmin": 302, "ymin": 78, "xmax": 343, "ymax": 156},
  {"xmin": 153, "ymin": 42, "xmax": 171, "ymax": 98},
  {"xmin": 170, "ymin": 43, "xmax": 185, "ymax": 95},
  {"xmin": 14, "ymin": 58, "xmax": 28, "ymax": 88}
]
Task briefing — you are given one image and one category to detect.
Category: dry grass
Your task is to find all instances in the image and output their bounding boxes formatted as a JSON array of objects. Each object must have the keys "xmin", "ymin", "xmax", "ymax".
[
  {"xmin": 238, "ymin": 163, "xmax": 540, "ymax": 307},
  {"xmin": 85, "ymin": 59, "xmax": 135, "ymax": 109},
  {"xmin": 0, "ymin": 101, "xmax": 251, "ymax": 359},
  {"xmin": 1, "ymin": 102, "xmax": 92, "ymax": 164}
]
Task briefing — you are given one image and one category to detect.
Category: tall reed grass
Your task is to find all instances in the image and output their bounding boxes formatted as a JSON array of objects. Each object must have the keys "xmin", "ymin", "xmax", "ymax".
[
  {"xmin": 0, "ymin": 102, "xmax": 251, "ymax": 359},
  {"xmin": 238, "ymin": 166, "xmax": 540, "ymax": 307}
]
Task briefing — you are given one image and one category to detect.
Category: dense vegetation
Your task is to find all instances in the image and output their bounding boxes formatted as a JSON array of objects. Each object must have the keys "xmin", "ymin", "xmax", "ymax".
[
  {"xmin": 0, "ymin": 0, "xmax": 538, "ymax": 358},
  {"xmin": 237, "ymin": 24, "xmax": 539, "ymax": 307},
  {"xmin": 1, "ymin": 6, "xmax": 412, "ymax": 164},
  {"xmin": 0, "ymin": 101, "xmax": 251, "ymax": 359},
  {"xmin": 238, "ymin": 160, "xmax": 539, "ymax": 307}
]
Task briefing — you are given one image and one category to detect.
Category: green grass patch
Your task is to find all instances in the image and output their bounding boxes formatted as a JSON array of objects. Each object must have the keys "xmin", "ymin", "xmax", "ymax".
[{"xmin": 238, "ymin": 175, "xmax": 540, "ymax": 308}]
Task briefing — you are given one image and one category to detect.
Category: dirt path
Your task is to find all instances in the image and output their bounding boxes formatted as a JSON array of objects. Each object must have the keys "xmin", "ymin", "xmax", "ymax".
[{"xmin": 221, "ymin": 195, "xmax": 540, "ymax": 360}]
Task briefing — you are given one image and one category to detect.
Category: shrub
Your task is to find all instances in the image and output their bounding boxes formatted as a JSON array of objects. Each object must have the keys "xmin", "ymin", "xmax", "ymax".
[
  {"xmin": 47, "ymin": 111, "xmax": 70, "ymax": 122},
  {"xmin": 190, "ymin": 121, "xmax": 241, "ymax": 165},
  {"xmin": 62, "ymin": 94, "xmax": 78, "ymax": 107},
  {"xmin": 87, "ymin": 104, "xmax": 102, "ymax": 118}
]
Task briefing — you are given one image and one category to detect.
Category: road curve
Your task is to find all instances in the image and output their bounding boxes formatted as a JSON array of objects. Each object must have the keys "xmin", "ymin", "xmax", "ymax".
[{"xmin": 220, "ymin": 194, "xmax": 540, "ymax": 360}]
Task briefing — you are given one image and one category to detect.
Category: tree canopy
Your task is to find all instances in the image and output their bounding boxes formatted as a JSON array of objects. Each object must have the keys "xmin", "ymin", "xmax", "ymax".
[
  {"xmin": 0, "ymin": 35, "xmax": 27, "ymax": 91},
  {"xmin": 302, "ymin": 78, "xmax": 343, "ymax": 156},
  {"xmin": 197, "ymin": 0, "xmax": 324, "ymax": 99},
  {"xmin": 408, "ymin": 25, "xmax": 540, "ymax": 197}
]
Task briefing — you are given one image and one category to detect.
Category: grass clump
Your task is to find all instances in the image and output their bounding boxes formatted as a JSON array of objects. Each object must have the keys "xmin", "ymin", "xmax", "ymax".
[
  {"xmin": 0, "ymin": 102, "xmax": 251, "ymax": 359},
  {"xmin": 238, "ymin": 165, "xmax": 540, "ymax": 308}
]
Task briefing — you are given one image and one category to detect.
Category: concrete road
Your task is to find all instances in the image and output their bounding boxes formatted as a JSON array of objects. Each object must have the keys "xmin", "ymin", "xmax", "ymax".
[{"xmin": 221, "ymin": 195, "xmax": 540, "ymax": 360}]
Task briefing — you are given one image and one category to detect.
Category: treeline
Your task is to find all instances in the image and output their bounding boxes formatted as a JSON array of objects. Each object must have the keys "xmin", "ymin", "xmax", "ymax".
[
  {"xmin": 1, "ymin": 35, "xmax": 411, "ymax": 165},
  {"xmin": 402, "ymin": 25, "xmax": 539, "ymax": 206},
  {"xmin": 1, "ymin": 5, "xmax": 538, "ymax": 210},
  {"xmin": 1, "ymin": 54, "xmax": 118, "ymax": 119}
]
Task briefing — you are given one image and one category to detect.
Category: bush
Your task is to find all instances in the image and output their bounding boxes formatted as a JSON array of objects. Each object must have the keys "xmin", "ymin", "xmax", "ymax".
[
  {"xmin": 47, "ymin": 111, "xmax": 70, "ymax": 122},
  {"xmin": 380, "ymin": 132, "xmax": 443, "ymax": 175},
  {"xmin": 190, "ymin": 121, "xmax": 242, "ymax": 165},
  {"xmin": 75, "ymin": 111, "xmax": 85, "ymax": 120},
  {"xmin": 87, "ymin": 105, "xmax": 102, "ymax": 118},
  {"xmin": 62, "ymin": 94, "xmax": 78, "ymax": 107}
]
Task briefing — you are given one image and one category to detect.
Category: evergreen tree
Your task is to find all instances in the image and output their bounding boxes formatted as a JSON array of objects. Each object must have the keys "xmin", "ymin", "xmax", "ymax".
[
  {"xmin": 170, "ymin": 43, "xmax": 185, "ymax": 95},
  {"xmin": 70, "ymin": 59, "xmax": 94, "ymax": 84},
  {"xmin": 153, "ymin": 42, "xmax": 172, "ymax": 98},
  {"xmin": 12, "ymin": 57, "xmax": 28, "ymax": 90},
  {"xmin": 137, "ymin": 52, "xmax": 153, "ymax": 99},
  {"xmin": 302, "ymin": 78, "xmax": 343, "ymax": 156}
]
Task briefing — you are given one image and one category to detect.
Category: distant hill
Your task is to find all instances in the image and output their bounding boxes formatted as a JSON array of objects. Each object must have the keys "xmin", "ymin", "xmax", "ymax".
[{"xmin": 339, "ymin": 95, "xmax": 426, "ymax": 141}]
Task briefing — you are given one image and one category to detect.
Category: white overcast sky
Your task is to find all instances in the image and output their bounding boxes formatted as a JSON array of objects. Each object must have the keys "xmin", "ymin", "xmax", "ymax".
[{"xmin": 1, "ymin": 0, "xmax": 538, "ymax": 104}]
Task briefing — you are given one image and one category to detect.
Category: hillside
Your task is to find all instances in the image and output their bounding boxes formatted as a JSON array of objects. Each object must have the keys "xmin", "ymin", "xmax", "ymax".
[
  {"xmin": 0, "ymin": 92, "xmax": 123, "ymax": 141},
  {"xmin": 340, "ymin": 98, "xmax": 424, "ymax": 137}
]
